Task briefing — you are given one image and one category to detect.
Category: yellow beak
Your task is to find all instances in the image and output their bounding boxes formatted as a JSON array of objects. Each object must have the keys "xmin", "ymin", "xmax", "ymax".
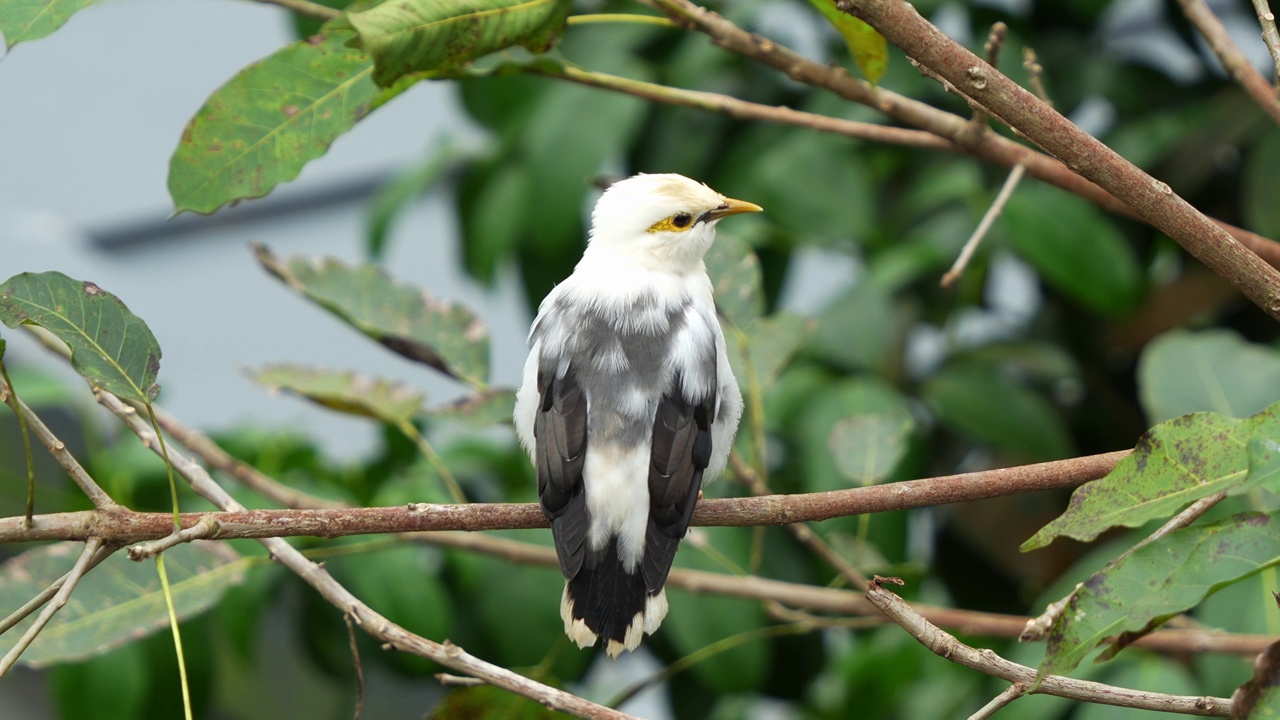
[{"xmin": 705, "ymin": 197, "xmax": 764, "ymax": 221}]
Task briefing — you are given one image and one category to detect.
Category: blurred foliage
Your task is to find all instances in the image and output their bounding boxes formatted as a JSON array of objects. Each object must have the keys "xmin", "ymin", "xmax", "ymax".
[{"xmin": 4, "ymin": 0, "xmax": 1280, "ymax": 718}]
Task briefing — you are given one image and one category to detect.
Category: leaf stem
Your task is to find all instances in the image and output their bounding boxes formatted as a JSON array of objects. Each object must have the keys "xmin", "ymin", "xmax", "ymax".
[
  {"xmin": 395, "ymin": 420, "xmax": 468, "ymax": 504},
  {"xmin": 146, "ymin": 402, "xmax": 182, "ymax": 532},
  {"xmin": 156, "ymin": 554, "xmax": 194, "ymax": 720},
  {"xmin": 0, "ymin": 356, "xmax": 36, "ymax": 526},
  {"xmin": 567, "ymin": 13, "xmax": 678, "ymax": 27}
]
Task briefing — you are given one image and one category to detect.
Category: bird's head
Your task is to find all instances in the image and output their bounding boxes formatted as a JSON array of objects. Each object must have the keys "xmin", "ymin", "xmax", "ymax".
[{"xmin": 585, "ymin": 173, "xmax": 762, "ymax": 271}]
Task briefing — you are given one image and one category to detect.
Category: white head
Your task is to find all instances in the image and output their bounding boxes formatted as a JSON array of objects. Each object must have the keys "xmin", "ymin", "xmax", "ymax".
[{"xmin": 584, "ymin": 173, "xmax": 762, "ymax": 272}]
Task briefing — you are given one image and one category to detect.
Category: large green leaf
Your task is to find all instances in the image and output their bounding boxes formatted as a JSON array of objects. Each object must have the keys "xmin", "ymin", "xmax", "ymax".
[
  {"xmin": 1023, "ymin": 403, "xmax": 1280, "ymax": 550},
  {"xmin": 248, "ymin": 364, "xmax": 424, "ymax": 425},
  {"xmin": 1000, "ymin": 183, "xmax": 1142, "ymax": 316},
  {"xmin": 922, "ymin": 360, "xmax": 1073, "ymax": 461},
  {"xmin": 0, "ymin": 272, "xmax": 161, "ymax": 403},
  {"xmin": 1040, "ymin": 511, "xmax": 1280, "ymax": 678},
  {"xmin": 805, "ymin": 0, "xmax": 887, "ymax": 83},
  {"xmin": 1138, "ymin": 328, "xmax": 1280, "ymax": 424},
  {"xmin": 168, "ymin": 30, "xmax": 381, "ymax": 214},
  {"xmin": 426, "ymin": 388, "xmax": 516, "ymax": 428},
  {"xmin": 255, "ymin": 246, "xmax": 490, "ymax": 387},
  {"xmin": 0, "ymin": 543, "xmax": 248, "ymax": 667},
  {"xmin": 829, "ymin": 399, "xmax": 914, "ymax": 486},
  {"xmin": 0, "ymin": 0, "xmax": 102, "ymax": 50},
  {"xmin": 705, "ymin": 232, "xmax": 764, "ymax": 328},
  {"xmin": 725, "ymin": 312, "xmax": 814, "ymax": 397},
  {"xmin": 347, "ymin": 0, "xmax": 572, "ymax": 87}
]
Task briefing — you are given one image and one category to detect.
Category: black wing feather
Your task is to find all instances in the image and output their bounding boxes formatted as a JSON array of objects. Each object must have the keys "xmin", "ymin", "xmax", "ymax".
[
  {"xmin": 534, "ymin": 365, "xmax": 589, "ymax": 580},
  {"xmin": 642, "ymin": 375, "xmax": 716, "ymax": 593}
]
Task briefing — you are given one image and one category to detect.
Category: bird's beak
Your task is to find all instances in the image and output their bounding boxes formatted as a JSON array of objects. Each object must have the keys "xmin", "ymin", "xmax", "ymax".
[{"xmin": 706, "ymin": 197, "xmax": 763, "ymax": 221}]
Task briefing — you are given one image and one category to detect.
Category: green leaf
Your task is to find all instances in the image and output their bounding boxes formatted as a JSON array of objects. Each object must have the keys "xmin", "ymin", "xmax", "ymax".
[
  {"xmin": 1040, "ymin": 512, "xmax": 1280, "ymax": 678},
  {"xmin": 248, "ymin": 364, "xmax": 424, "ymax": 424},
  {"xmin": 432, "ymin": 686, "xmax": 560, "ymax": 719},
  {"xmin": 1023, "ymin": 403, "xmax": 1280, "ymax": 550},
  {"xmin": 1138, "ymin": 328, "xmax": 1280, "ymax": 424},
  {"xmin": 331, "ymin": 544, "xmax": 452, "ymax": 654},
  {"xmin": 168, "ymin": 30, "xmax": 381, "ymax": 214},
  {"xmin": 255, "ymin": 245, "xmax": 490, "ymax": 387},
  {"xmin": 365, "ymin": 143, "xmax": 463, "ymax": 260},
  {"xmin": 922, "ymin": 361, "xmax": 1073, "ymax": 461},
  {"xmin": 0, "ymin": 543, "xmax": 249, "ymax": 667},
  {"xmin": 0, "ymin": 0, "xmax": 102, "ymax": 50},
  {"xmin": 426, "ymin": 388, "xmax": 516, "ymax": 428},
  {"xmin": 829, "ymin": 405, "xmax": 914, "ymax": 486},
  {"xmin": 705, "ymin": 232, "xmax": 764, "ymax": 328},
  {"xmin": 348, "ymin": 0, "xmax": 572, "ymax": 87},
  {"xmin": 811, "ymin": 280, "xmax": 900, "ymax": 374},
  {"xmin": 0, "ymin": 272, "xmax": 161, "ymax": 403},
  {"xmin": 458, "ymin": 158, "xmax": 533, "ymax": 283},
  {"xmin": 805, "ymin": 0, "xmax": 888, "ymax": 83},
  {"xmin": 1000, "ymin": 183, "xmax": 1142, "ymax": 316}
]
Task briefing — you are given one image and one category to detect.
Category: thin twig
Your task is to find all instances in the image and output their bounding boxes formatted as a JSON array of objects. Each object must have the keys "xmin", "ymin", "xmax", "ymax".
[
  {"xmin": 345, "ymin": 614, "xmax": 365, "ymax": 720},
  {"xmin": 1178, "ymin": 0, "xmax": 1280, "ymax": 125},
  {"xmin": 127, "ymin": 515, "xmax": 221, "ymax": 561},
  {"xmin": 1021, "ymin": 47, "xmax": 1053, "ymax": 108},
  {"xmin": 866, "ymin": 578, "xmax": 1232, "ymax": 717},
  {"xmin": 0, "ymin": 543, "xmax": 115, "ymax": 635},
  {"xmin": 1252, "ymin": 0, "xmax": 1280, "ymax": 85},
  {"xmin": 941, "ymin": 163, "xmax": 1027, "ymax": 288},
  {"xmin": 835, "ymin": 0, "xmax": 1280, "ymax": 322},
  {"xmin": 0, "ymin": 374, "xmax": 116, "ymax": 510},
  {"xmin": 0, "ymin": 358, "xmax": 36, "ymax": 525},
  {"xmin": 436, "ymin": 673, "xmax": 486, "ymax": 687},
  {"xmin": 0, "ymin": 537, "xmax": 105, "ymax": 677},
  {"xmin": 970, "ymin": 22, "xmax": 1008, "ymax": 128},
  {"xmin": 417, "ymin": 531, "xmax": 1277, "ymax": 658},
  {"xmin": 968, "ymin": 683, "xmax": 1027, "ymax": 720},
  {"xmin": 92, "ymin": 389, "xmax": 634, "ymax": 720}
]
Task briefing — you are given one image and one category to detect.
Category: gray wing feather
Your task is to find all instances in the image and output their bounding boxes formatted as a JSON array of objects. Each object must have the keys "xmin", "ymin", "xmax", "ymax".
[
  {"xmin": 642, "ymin": 371, "xmax": 716, "ymax": 593},
  {"xmin": 534, "ymin": 364, "xmax": 589, "ymax": 580}
]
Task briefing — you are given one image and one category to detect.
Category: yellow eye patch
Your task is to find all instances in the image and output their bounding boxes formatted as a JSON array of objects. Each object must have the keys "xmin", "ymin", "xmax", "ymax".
[{"xmin": 647, "ymin": 211, "xmax": 697, "ymax": 233}]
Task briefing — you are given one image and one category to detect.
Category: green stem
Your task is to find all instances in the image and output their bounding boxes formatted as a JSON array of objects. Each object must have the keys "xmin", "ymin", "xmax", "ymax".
[
  {"xmin": 0, "ymin": 357, "xmax": 36, "ymax": 527},
  {"xmin": 395, "ymin": 420, "xmax": 467, "ymax": 504},
  {"xmin": 567, "ymin": 13, "xmax": 679, "ymax": 27},
  {"xmin": 156, "ymin": 555, "xmax": 194, "ymax": 720},
  {"xmin": 606, "ymin": 622, "xmax": 815, "ymax": 708},
  {"xmin": 145, "ymin": 402, "xmax": 182, "ymax": 532}
]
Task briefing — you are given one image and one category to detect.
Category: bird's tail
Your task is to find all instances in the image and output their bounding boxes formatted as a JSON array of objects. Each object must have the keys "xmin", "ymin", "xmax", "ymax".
[{"xmin": 559, "ymin": 537, "xmax": 670, "ymax": 658}]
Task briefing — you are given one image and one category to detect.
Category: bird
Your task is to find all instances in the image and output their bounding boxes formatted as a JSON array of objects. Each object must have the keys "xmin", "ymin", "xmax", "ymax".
[{"xmin": 514, "ymin": 173, "xmax": 758, "ymax": 657}]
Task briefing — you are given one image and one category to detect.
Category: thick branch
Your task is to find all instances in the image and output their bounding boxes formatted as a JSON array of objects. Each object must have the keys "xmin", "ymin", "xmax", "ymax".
[
  {"xmin": 0, "ymin": 449, "xmax": 1127, "ymax": 543},
  {"xmin": 649, "ymin": 0, "xmax": 1280, "ymax": 272},
  {"xmin": 838, "ymin": 0, "xmax": 1280, "ymax": 321},
  {"xmin": 866, "ymin": 579, "xmax": 1232, "ymax": 717}
]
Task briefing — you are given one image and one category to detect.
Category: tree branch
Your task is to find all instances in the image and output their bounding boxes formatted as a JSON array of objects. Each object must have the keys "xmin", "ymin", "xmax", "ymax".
[
  {"xmin": 90, "ymin": 389, "xmax": 635, "ymax": 720},
  {"xmin": 0, "ymin": 449, "xmax": 1128, "ymax": 543},
  {"xmin": 1177, "ymin": 0, "xmax": 1280, "ymax": 125},
  {"xmin": 837, "ymin": 0, "xmax": 1280, "ymax": 321},
  {"xmin": 866, "ymin": 578, "xmax": 1233, "ymax": 717},
  {"xmin": 1253, "ymin": 0, "xmax": 1280, "ymax": 84},
  {"xmin": 648, "ymin": 0, "xmax": 1280, "ymax": 273}
]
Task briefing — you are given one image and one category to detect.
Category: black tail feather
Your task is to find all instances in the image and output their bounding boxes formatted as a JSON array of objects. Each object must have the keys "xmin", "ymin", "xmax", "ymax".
[{"xmin": 562, "ymin": 536, "xmax": 662, "ymax": 655}]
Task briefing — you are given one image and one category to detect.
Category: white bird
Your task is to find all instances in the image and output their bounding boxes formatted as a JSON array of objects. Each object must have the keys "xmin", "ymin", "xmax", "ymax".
[{"xmin": 514, "ymin": 173, "xmax": 758, "ymax": 657}]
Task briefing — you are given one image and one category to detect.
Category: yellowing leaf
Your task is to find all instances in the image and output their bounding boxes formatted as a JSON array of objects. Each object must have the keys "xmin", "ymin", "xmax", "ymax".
[{"xmin": 806, "ymin": 0, "xmax": 887, "ymax": 84}]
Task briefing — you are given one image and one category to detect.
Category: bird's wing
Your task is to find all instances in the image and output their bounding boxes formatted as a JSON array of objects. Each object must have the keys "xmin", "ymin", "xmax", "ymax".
[
  {"xmin": 642, "ymin": 369, "xmax": 716, "ymax": 594},
  {"xmin": 533, "ymin": 362, "xmax": 590, "ymax": 580}
]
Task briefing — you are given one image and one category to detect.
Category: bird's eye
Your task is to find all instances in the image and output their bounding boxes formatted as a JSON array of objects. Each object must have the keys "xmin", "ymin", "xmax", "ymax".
[{"xmin": 646, "ymin": 211, "xmax": 698, "ymax": 233}]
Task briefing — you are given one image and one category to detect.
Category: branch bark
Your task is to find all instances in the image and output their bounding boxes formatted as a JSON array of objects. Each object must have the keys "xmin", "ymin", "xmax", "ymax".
[
  {"xmin": 1178, "ymin": 0, "xmax": 1280, "ymax": 125},
  {"xmin": 0, "ymin": 449, "xmax": 1127, "ymax": 543},
  {"xmin": 837, "ymin": 0, "xmax": 1280, "ymax": 321},
  {"xmin": 866, "ymin": 578, "xmax": 1233, "ymax": 717}
]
